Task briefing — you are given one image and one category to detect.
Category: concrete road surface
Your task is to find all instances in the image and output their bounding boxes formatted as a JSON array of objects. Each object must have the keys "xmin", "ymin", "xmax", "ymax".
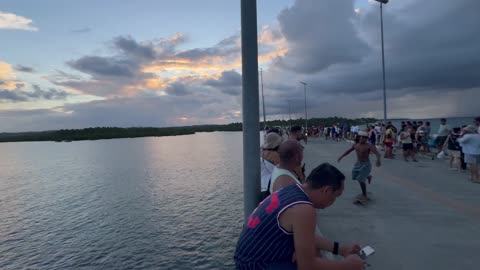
[{"xmin": 304, "ymin": 138, "xmax": 480, "ymax": 270}]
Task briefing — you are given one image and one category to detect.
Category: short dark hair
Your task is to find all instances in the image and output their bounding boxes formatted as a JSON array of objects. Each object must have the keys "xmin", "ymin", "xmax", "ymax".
[
  {"xmin": 441, "ymin": 118, "xmax": 447, "ymax": 122},
  {"xmin": 475, "ymin": 117, "xmax": 480, "ymax": 122},
  {"xmin": 290, "ymin": 125, "xmax": 302, "ymax": 133},
  {"xmin": 306, "ymin": 163, "xmax": 345, "ymax": 191},
  {"xmin": 453, "ymin": 127, "xmax": 461, "ymax": 133}
]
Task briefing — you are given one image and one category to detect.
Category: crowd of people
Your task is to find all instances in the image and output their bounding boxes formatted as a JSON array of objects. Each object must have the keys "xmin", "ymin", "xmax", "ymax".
[{"xmin": 235, "ymin": 117, "xmax": 480, "ymax": 269}]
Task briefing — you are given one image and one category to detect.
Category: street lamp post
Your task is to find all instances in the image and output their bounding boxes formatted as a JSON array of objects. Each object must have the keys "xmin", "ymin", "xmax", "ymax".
[
  {"xmin": 374, "ymin": 0, "xmax": 389, "ymax": 124},
  {"xmin": 288, "ymin": 100, "xmax": 292, "ymax": 128},
  {"xmin": 300, "ymin": 82, "xmax": 308, "ymax": 133},
  {"xmin": 260, "ymin": 68, "xmax": 266, "ymax": 129}
]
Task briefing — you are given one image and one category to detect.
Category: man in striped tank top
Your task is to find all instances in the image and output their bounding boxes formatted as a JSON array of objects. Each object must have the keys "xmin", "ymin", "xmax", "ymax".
[{"xmin": 234, "ymin": 163, "xmax": 364, "ymax": 270}]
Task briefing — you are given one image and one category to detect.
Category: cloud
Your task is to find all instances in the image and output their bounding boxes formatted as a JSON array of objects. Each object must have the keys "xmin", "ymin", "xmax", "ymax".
[
  {"xmin": 0, "ymin": 84, "xmax": 71, "ymax": 103},
  {"xmin": 113, "ymin": 36, "xmax": 156, "ymax": 60},
  {"xmin": 204, "ymin": 70, "xmax": 242, "ymax": 96},
  {"xmin": 165, "ymin": 82, "xmax": 191, "ymax": 96},
  {"xmin": 0, "ymin": 11, "xmax": 38, "ymax": 31},
  {"xmin": 0, "ymin": 61, "xmax": 18, "ymax": 90},
  {"xmin": 260, "ymin": 0, "xmax": 480, "ymax": 119},
  {"xmin": 70, "ymin": 27, "xmax": 92, "ymax": 34},
  {"xmin": 14, "ymin": 65, "xmax": 35, "ymax": 73},
  {"xmin": 275, "ymin": 0, "xmax": 369, "ymax": 73},
  {"xmin": 0, "ymin": 94, "xmax": 240, "ymax": 132}
]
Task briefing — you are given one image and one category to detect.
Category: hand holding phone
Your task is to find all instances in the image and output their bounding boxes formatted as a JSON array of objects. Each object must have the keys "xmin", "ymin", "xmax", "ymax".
[{"xmin": 359, "ymin": 246, "xmax": 375, "ymax": 260}]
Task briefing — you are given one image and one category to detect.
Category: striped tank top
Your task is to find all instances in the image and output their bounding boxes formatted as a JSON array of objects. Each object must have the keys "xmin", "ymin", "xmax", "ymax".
[{"xmin": 234, "ymin": 184, "xmax": 312, "ymax": 269}]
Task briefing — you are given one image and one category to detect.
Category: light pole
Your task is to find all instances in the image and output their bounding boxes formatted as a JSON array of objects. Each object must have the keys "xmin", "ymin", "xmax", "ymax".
[
  {"xmin": 260, "ymin": 68, "xmax": 266, "ymax": 129},
  {"xmin": 288, "ymin": 100, "xmax": 292, "ymax": 127},
  {"xmin": 300, "ymin": 82, "xmax": 308, "ymax": 133},
  {"xmin": 374, "ymin": 0, "xmax": 389, "ymax": 124},
  {"xmin": 241, "ymin": 0, "xmax": 261, "ymax": 221}
]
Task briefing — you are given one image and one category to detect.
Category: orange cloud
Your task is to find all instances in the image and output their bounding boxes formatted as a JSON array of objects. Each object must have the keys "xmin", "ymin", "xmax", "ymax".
[{"xmin": 0, "ymin": 61, "xmax": 18, "ymax": 90}]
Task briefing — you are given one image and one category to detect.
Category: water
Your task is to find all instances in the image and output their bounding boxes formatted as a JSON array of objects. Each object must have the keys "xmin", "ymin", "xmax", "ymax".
[{"xmin": 0, "ymin": 132, "xmax": 244, "ymax": 270}]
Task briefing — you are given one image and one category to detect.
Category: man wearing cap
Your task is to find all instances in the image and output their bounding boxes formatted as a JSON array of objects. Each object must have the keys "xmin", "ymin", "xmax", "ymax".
[
  {"xmin": 458, "ymin": 125, "xmax": 480, "ymax": 182},
  {"xmin": 261, "ymin": 133, "xmax": 283, "ymax": 198},
  {"xmin": 338, "ymin": 131, "xmax": 381, "ymax": 204}
]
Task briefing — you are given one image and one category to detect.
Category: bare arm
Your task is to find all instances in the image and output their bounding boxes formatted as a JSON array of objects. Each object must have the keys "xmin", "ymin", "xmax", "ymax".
[
  {"xmin": 338, "ymin": 146, "xmax": 355, "ymax": 162},
  {"xmin": 272, "ymin": 175, "xmax": 297, "ymax": 193},
  {"xmin": 290, "ymin": 205, "xmax": 363, "ymax": 270}
]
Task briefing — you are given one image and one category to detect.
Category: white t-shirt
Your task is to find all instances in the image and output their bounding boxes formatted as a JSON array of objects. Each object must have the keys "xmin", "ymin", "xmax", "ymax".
[
  {"xmin": 400, "ymin": 131, "xmax": 412, "ymax": 144},
  {"xmin": 458, "ymin": 134, "xmax": 480, "ymax": 155},
  {"xmin": 260, "ymin": 158, "xmax": 275, "ymax": 192},
  {"xmin": 437, "ymin": 124, "xmax": 450, "ymax": 136}
]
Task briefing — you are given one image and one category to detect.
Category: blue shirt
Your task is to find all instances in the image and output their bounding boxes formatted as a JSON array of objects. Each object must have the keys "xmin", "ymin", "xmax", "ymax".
[{"xmin": 234, "ymin": 184, "xmax": 311, "ymax": 269}]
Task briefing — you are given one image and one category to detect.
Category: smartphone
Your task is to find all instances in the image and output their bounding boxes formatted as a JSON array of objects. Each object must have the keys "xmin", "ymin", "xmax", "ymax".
[{"xmin": 359, "ymin": 246, "xmax": 375, "ymax": 259}]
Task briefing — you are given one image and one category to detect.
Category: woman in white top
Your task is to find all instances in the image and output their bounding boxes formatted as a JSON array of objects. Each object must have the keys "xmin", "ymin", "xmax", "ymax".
[{"xmin": 458, "ymin": 125, "xmax": 480, "ymax": 182}]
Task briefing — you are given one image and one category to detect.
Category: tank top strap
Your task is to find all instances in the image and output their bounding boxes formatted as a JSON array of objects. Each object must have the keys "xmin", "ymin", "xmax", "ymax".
[{"xmin": 270, "ymin": 167, "xmax": 301, "ymax": 193}]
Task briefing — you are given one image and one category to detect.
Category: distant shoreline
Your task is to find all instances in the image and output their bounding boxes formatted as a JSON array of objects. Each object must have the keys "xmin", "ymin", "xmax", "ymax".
[{"xmin": 0, "ymin": 125, "xmax": 242, "ymax": 144}]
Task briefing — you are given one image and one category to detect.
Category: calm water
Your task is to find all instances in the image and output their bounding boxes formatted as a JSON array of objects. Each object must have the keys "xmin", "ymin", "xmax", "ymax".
[{"xmin": 0, "ymin": 132, "xmax": 244, "ymax": 270}]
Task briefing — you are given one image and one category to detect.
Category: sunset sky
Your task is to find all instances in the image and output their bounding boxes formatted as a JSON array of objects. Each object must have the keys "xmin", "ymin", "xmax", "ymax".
[{"xmin": 1, "ymin": 0, "xmax": 479, "ymax": 132}]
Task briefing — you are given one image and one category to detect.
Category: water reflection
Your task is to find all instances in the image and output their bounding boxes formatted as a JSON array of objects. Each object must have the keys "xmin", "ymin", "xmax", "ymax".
[{"xmin": 0, "ymin": 132, "xmax": 244, "ymax": 269}]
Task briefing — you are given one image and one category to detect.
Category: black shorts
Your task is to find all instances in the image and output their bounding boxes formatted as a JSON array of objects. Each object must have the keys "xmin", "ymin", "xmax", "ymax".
[{"xmin": 403, "ymin": 143, "xmax": 414, "ymax": 150}]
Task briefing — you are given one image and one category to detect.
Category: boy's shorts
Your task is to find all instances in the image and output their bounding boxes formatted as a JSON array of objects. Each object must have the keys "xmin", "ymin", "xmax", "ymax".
[{"xmin": 352, "ymin": 161, "xmax": 372, "ymax": 183}]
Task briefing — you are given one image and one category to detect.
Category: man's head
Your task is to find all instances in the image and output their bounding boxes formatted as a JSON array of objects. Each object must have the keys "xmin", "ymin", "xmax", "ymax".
[
  {"xmin": 441, "ymin": 118, "xmax": 447, "ymax": 125},
  {"xmin": 426, "ymin": 121, "xmax": 430, "ymax": 127},
  {"xmin": 418, "ymin": 121, "xmax": 423, "ymax": 126},
  {"xmin": 475, "ymin": 117, "xmax": 480, "ymax": 127},
  {"xmin": 304, "ymin": 163, "xmax": 345, "ymax": 209},
  {"xmin": 357, "ymin": 131, "xmax": 369, "ymax": 144},
  {"xmin": 278, "ymin": 139, "xmax": 304, "ymax": 167},
  {"xmin": 289, "ymin": 125, "xmax": 303, "ymax": 140}
]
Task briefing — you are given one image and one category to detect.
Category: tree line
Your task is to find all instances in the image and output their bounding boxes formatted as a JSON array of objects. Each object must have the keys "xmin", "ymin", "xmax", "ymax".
[{"xmin": 0, "ymin": 117, "xmax": 375, "ymax": 143}]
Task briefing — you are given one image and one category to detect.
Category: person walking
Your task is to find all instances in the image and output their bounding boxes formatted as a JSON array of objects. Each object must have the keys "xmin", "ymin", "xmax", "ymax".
[
  {"xmin": 435, "ymin": 118, "xmax": 450, "ymax": 155},
  {"xmin": 458, "ymin": 125, "xmax": 480, "ymax": 182},
  {"xmin": 400, "ymin": 124, "xmax": 418, "ymax": 162},
  {"xmin": 442, "ymin": 127, "xmax": 463, "ymax": 172},
  {"xmin": 338, "ymin": 131, "xmax": 381, "ymax": 204}
]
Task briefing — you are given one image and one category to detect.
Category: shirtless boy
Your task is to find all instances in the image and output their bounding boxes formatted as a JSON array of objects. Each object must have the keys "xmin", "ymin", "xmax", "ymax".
[{"xmin": 338, "ymin": 131, "xmax": 381, "ymax": 203}]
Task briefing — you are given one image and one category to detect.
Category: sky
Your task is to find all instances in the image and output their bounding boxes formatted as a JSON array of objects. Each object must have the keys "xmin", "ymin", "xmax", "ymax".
[{"xmin": 1, "ymin": 0, "xmax": 479, "ymax": 132}]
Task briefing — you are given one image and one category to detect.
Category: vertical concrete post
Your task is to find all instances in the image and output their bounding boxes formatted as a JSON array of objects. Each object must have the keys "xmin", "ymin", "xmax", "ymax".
[{"xmin": 241, "ymin": 0, "xmax": 261, "ymax": 221}]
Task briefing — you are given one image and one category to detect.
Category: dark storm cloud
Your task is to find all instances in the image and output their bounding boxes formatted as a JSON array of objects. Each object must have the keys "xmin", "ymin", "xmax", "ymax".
[
  {"xmin": 263, "ymin": 0, "xmax": 480, "ymax": 118},
  {"xmin": 0, "ymin": 84, "xmax": 70, "ymax": 102},
  {"xmin": 204, "ymin": 70, "xmax": 242, "ymax": 96},
  {"xmin": 205, "ymin": 70, "xmax": 242, "ymax": 88},
  {"xmin": 165, "ymin": 82, "xmax": 191, "ymax": 96},
  {"xmin": 14, "ymin": 65, "xmax": 35, "ymax": 73},
  {"xmin": 275, "ymin": 0, "xmax": 370, "ymax": 74}
]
